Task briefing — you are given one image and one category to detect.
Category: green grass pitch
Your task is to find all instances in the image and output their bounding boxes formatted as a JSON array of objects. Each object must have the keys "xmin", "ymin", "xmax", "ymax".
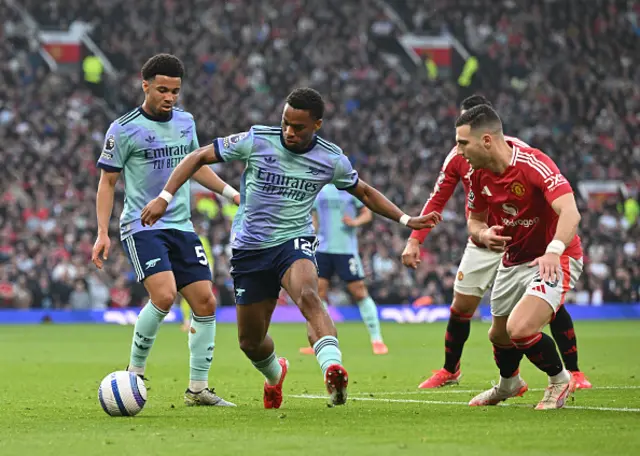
[{"xmin": 1, "ymin": 320, "xmax": 639, "ymax": 455}]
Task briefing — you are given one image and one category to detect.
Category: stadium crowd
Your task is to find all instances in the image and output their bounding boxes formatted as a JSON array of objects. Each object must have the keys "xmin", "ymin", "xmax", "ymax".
[{"xmin": 1, "ymin": 0, "xmax": 638, "ymax": 309}]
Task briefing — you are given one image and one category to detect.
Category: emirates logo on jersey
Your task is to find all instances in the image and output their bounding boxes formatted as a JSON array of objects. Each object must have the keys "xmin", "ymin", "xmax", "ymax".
[{"xmin": 510, "ymin": 181, "xmax": 526, "ymax": 198}]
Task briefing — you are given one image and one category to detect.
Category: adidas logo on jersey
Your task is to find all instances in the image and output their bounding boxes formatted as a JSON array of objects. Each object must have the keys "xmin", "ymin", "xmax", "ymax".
[
  {"xmin": 532, "ymin": 284, "xmax": 546, "ymax": 294},
  {"xmin": 481, "ymin": 186, "xmax": 493, "ymax": 197}
]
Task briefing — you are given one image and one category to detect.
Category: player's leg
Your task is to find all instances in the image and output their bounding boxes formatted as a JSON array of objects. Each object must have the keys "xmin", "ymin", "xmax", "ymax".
[
  {"xmin": 549, "ymin": 305, "xmax": 592, "ymax": 388},
  {"xmin": 468, "ymin": 315, "xmax": 528, "ymax": 406},
  {"xmin": 170, "ymin": 230, "xmax": 234, "ymax": 406},
  {"xmin": 122, "ymin": 231, "xmax": 176, "ymax": 377},
  {"xmin": 178, "ymin": 280, "xmax": 234, "ymax": 406},
  {"xmin": 237, "ymin": 298, "xmax": 289, "ymax": 409},
  {"xmin": 231, "ymin": 245, "xmax": 289, "ymax": 408},
  {"xmin": 507, "ymin": 256, "xmax": 583, "ymax": 410},
  {"xmin": 420, "ymin": 242, "xmax": 500, "ymax": 388},
  {"xmin": 338, "ymin": 253, "xmax": 386, "ymax": 354},
  {"xmin": 281, "ymin": 240, "xmax": 348, "ymax": 406},
  {"xmin": 419, "ymin": 292, "xmax": 480, "ymax": 388},
  {"xmin": 469, "ymin": 263, "xmax": 528, "ymax": 406},
  {"xmin": 237, "ymin": 298, "xmax": 279, "ymax": 373},
  {"xmin": 300, "ymin": 253, "xmax": 332, "ymax": 354},
  {"xmin": 179, "ymin": 297, "xmax": 190, "ymax": 332},
  {"xmin": 345, "ymin": 279, "xmax": 387, "ymax": 354}
]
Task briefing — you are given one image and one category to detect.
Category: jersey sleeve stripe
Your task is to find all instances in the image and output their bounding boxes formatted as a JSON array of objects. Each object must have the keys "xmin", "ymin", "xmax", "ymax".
[
  {"xmin": 510, "ymin": 146, "xmax": 518, "ymax": 166},
  {"xmin": 253, "ymin": 126, "xmax": 281, "ymax": 132},
  {"xmin": 415, "ymin": 147, "xmax": 459, "ymax": 217},
  {"xmin": 316, "ymin": 137, "xmax": 341, "ymax": 155},
  {"xmin": 515, "ymin": 149, "xmax": 553, "ymax": 176},
  {"xmin": 120, "ymin": 112, "xmax": 142, "ymax": 126},
  {"xmin": 441, "ymin": 147, "xmax": 459, "ymax": 171},
  {"xmin": 527, "ymin": 153, "xmax": 553, "ymax": 175},
  {"xmin": 116, "ymin": 108, "xmax": 138, "ymax": 124},
  {"xmin": 515, "ymin": 155, "xmax": 552, "ymax": 178},
  {"xmin": 505, "ymin": 135, "xmax": 530, "ymax": 148}
]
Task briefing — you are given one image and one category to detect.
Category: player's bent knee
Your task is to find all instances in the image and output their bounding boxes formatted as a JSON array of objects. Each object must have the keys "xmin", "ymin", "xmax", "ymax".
[
  {"xmin": 348, "ymin": 281, "xmax": 368, "ymax": 301},
  {"xmin": 506, "ymin": 317, "xmax": 537, "ymax": 341},
  {"xmin": 451, "ymin": 292, "xmax": 481, "ymax": 315},
  {"xmin": 149, "ymin": 289, "xmax": 178, "ymax": 310},
  {"xmin": 298, "ymin": 287, "xmax": 320, "ymax": 308},
  {"xmin": 191, "ymin": 294, "xmax": 217, "ymax": 317},
  {"xmin": 488, "ymin": 324, "xmax": 510, "ymax": 346}
]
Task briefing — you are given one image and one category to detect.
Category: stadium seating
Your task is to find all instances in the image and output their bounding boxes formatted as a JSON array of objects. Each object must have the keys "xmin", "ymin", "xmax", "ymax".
[{"xmin": 1, "ymin": 0, "xmax": 638, "ymax": 308}]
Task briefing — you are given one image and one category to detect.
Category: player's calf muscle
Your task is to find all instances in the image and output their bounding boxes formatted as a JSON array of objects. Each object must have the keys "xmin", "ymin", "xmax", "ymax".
[{"xmin": 488, "ymin": 318, "xmax": 511, "ymax": 346}]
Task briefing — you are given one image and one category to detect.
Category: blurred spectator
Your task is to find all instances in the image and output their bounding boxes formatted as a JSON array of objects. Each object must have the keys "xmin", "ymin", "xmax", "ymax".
[{"xmin": 0, "ymin": 0, "xmax": 638, "ymax": 309}]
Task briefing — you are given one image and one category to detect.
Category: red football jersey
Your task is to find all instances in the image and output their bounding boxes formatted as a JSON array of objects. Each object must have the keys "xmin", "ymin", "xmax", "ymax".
[
  {"xmin": 411, "ymin": 136, "xmax": 529, "ymax": 245},
  {"xmin": 467, "ymin": 143, "xmax": 583, "ymax": 266}
]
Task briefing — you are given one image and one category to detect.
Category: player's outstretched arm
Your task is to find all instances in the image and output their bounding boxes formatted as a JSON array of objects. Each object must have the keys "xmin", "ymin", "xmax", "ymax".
[
  {"xmin": 92, "ymin": 170, "xmax": 119, "ymax": 269},
  {"xmin": 346, "ymin": 179, "xmax": 442, "ymax": 230},
  {"xmin": 140, "ymin": 144, "xmax": 219, "ymax": 226},
  {"xmin": 193, "ymin": 166, "xmax": 240, "ymax": 205}
]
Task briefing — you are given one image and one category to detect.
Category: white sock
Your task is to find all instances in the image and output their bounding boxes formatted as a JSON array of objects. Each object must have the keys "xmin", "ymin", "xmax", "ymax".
[
  {"xmin": 128, "ymin": 365, "xmax": 145, "ymax": 376},
  {"xmin": 498, "ymin": 374, "xmax": 521, "ymax": 391},
  {"xmin": 189, "ymin": 380, "xmax": 208, "ymax": 392},
  {"xmin": 549, "ymin": 369, "xmax": 570, "ymax": 385}
]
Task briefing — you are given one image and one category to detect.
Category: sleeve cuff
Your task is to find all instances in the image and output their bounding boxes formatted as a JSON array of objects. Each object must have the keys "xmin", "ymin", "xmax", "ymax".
[
  {"xmin": 213, "ymin": 140, "xmax": 225, "ymax": 162},
  {"xmin": 336, "ymin": 177, "xmax": 359, "ymax": 191},
  {"xmin": 96, "ymin": 163, "xmax": 122, "ymax": 173},
  {"xmin": 409, "ymin": 230, "xmax": 428, "ymax": 243}
]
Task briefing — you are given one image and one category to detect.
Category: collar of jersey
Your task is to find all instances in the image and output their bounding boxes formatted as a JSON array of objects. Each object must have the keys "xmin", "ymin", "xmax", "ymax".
[
  {"xmin": 138, "ymin": 106, "xmax": 173, "ymax": 123},
  {"xmin": 279, "ymin": 131, "xmax": 317, "ymax": 155}
]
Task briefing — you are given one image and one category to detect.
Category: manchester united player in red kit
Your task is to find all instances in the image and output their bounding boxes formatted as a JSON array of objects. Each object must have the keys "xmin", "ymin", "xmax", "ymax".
[
  {"xmin": 455, "ymin": 104, "xmax": 582, "ymax": 409},
  {"xmin": 402, "ymin": 96, "xmax": 591, "ymax": 390}
]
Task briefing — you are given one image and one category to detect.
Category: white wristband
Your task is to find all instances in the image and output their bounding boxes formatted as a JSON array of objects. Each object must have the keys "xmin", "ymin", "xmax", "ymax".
[
  {"xmin": 399, "ymin": 214, "xmax": 411, "ymax": 226},
  {"xmin": 159, "ymin": 190, "xmax": 173, "ymax": 204},
  {"xmin": 221, "ymin": 184, "xmax": 240, "ymax": 200},
  {"xmin": 545, "ymin": 240, "xmax": 565, "ymax": 255}
]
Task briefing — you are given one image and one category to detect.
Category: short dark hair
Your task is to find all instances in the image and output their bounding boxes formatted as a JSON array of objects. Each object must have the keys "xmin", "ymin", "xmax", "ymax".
[
  {"xmin": 455, "ymin": 104, "xmax": 503, "ymax": 132},
  {"xmin": 286, "ymin": 87, "xmax": 325, "ymax": 120},
  {"xmin": 141, "ymin": 53, "xmax": 184, "ymax": 80},
  {"xmin": 460, "ymin": 94, "xmax": 492, "ymax": 110}
]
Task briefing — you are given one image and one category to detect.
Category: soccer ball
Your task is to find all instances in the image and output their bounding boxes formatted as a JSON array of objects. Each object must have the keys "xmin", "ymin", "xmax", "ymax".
[{"xmin": 98, "ymin": 371, "xmax": 147, "ymax": 416}]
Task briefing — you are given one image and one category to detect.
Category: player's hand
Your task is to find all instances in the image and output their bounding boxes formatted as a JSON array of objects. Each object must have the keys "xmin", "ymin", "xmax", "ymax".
[
  {"xmin": 92, "ymin": 233, "xmax": 111, "ymax": 270},
  {"xmin": 528, "ymin": 253, "xmax": 561, "ymax": 284},
  {"xmin": 479, "ymin": 225, "xmax": 512, "ymax": 252},
  {"xmin": 406, "ymin": 211, "xmax": 443, "ymax": 230},
  {"xmin": 140, "ymin": 198, "xmax": 168, "ymax": 227},
  {"xmin": 342, "ymin": 215, "xmax": 358, "ymax": 227},
  {"xmin": 401, "ymin": 238, "xmax": 421, "ymax": 269},
  {"xmin": 233, "ymin": 194, "xmax": 241, "ymax": 206}
]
